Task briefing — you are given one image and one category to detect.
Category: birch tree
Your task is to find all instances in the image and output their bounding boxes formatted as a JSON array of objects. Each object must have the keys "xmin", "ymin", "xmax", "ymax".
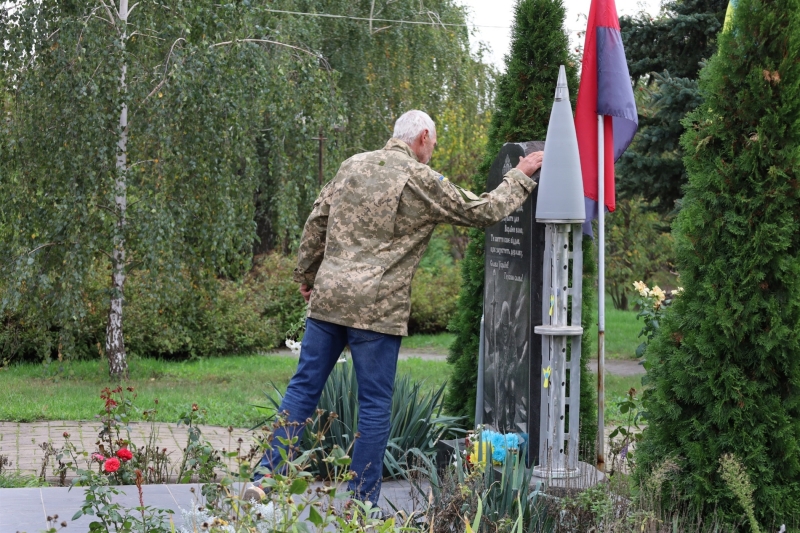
[
  {"xmin": 0, "ymin": 0, "xmax": 339, "ymax": 377},
  {"xmin": 107, "ymin": 0, "xmax": 130, "ymax": 377}
]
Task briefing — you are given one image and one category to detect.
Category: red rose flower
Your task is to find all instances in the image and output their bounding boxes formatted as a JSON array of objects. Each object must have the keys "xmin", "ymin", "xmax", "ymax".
[
  {"xmin": 103, "ymin": 458, "xmax": 121, "ymax": 473},
  {"xmin": 116, "ymin": 448, "xmax": 133, "ymax": 462}
]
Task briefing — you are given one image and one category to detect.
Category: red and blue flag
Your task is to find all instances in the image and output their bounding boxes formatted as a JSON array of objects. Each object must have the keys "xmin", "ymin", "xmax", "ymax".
[{"xmin": 575, "ymin": 0, "xmax": 638, "ymax": 232}]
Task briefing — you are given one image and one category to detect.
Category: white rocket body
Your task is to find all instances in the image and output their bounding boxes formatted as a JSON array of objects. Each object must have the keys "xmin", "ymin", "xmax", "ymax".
[{"xmin": 533, "ymin": 65, "xmax": 586, "ymax": 480}]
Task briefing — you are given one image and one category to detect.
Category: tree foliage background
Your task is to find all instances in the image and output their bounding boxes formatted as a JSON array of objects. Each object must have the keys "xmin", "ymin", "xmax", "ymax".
[
  {"xmin": 606, "ymin": 198, "xmax": 675, "ymax": 311},
  {"xmin": 617, "ymin": 0, "xmax": 728, "ymax": 212},
  {"xmin": 445, "ymin": 0, "xmax": 596, "ymax": 456},
  {"xmin": 0, "ymin": 0, "xmax": 494, "ymax": 365},
  {"xmin": 256, "ymin": 0, "xmax": 496, "ymax": 252},
  {"xmin": 636, "ymin": 0, "xmax": 800, "ymax": 524}
]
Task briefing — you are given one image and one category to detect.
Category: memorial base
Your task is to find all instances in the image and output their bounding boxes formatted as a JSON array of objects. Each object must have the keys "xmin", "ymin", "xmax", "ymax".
[
  {"xmin": 435, "ymin": 440, "xmax": 603, "ymax": 493},
  {"xmin": 532, "ymin": 460, "xmax": 604, "ymax": 491},
  {"xmin": 532, "ymin": 465, "xmax": 581, "ymax": 479}
]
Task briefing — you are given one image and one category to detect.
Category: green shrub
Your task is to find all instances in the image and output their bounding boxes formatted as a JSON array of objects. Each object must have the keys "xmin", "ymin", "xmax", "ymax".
[
  {"xmin": 409, "ymin": 263, "xmax": 461, "ymax": 334},
  {"xmin": 0, "ymin": 305, "xmax": 61, "ymax": 363},
  {"xmin": 246, "ymin": 254, "xmax": 308, "ymax": 343},
  {"xmin": 124, "ymin": 253, "xmax": 305, "ymax": 359},
  {"xmin": 408, "ymin": 233, "xmax": 462, "ymax": 334},
  {"xmin": 0, "ymin": 253, "xmax": 305, "ymax": 362},
  {"xmin": 123, "ymin": 270, "xmax": 282, "ymax": 360},
  {"xmin": 606, "ymin": 197, "xmax": 676, "ymax": 310},
  {"xmin": 0, "ymin": 268, "xmax": 104, "ymax": 362}
]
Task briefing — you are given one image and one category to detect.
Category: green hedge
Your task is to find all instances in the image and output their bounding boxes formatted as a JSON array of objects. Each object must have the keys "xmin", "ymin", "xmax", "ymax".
[
  {"xmin": 124, "ymin": 254, "xmax": 305, "ymax": 359},
  {"xmin": 0, "ymin": 253, "xmax": 305, "ymax": 362},
  {"xmin": 0, "ymin": 247, "xmax": 464, "ymax": 364}
]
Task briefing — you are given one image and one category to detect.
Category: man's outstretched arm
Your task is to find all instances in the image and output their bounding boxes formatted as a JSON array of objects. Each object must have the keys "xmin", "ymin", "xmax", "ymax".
[{"xmin": 409, "ymin": 151, "xmax": 543, "ymax": 228}]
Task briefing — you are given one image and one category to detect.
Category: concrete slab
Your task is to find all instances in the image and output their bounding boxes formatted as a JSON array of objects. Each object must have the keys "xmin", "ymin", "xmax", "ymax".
[
  {"xmin": 0, "ymin": 479, "xmax": 426, "ymax": 533},
  {"xmin": 0, "ymin": 488, "xmax": 45, "ymax": 532}
]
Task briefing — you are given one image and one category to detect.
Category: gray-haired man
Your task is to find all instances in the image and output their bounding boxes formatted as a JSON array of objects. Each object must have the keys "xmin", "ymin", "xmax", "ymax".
[{"xmin": 248, "ymin": 110, "xmax": 543, "ymax": 506}]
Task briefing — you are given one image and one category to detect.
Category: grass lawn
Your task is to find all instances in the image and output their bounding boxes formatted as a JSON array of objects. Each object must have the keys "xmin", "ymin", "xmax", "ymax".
[
  {"xmin": 400, "ymin": 308, "xmax": 643, "ymax": 360},
  {"xmin": 0, "ymin": 472, "xmax": 49, "ymax": 489},
  {"xmin": 0, "ymin": 322, "xmax": 640, "ymax": 430},
  {"xmin": 602, "ymin": 373, "xmax": 646, "ymax": 427},
  {"xmin": 585, "ymin": 306, "xmax": 643, "ymax": 359},
  {"xmin": 0, "ymin": 354, "xmax": 451, "ymax": 429},
  {"xmin": 400, "ymin": 332, "xmax": 454, "ymax": 354}
]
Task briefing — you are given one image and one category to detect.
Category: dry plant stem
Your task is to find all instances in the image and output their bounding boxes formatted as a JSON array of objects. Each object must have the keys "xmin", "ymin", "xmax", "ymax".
[{"xmin": 718, "ymin": 454, "xmax": 761, "ymax": 533}]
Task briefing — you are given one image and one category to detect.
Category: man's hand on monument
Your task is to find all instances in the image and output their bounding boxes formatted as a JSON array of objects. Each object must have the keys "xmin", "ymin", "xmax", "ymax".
[
  {"xmin": 300, "ymin": 284, "xmax": 312, "ymax": 302},
  {"xmin": 516, "ymin": 151, "xmax": 543, "ymax": 177}
]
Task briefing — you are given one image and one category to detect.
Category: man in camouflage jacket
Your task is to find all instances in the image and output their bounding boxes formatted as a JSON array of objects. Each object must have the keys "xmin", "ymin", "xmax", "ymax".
[{"xmin": 251, "ymin": 110, "xmax": 543, "ymax": 507}]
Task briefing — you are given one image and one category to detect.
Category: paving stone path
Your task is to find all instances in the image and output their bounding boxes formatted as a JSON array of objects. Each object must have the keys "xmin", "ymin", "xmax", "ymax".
[{"xmin": 0, "ymin": 420, "xmax": 252, "ymax": 484}]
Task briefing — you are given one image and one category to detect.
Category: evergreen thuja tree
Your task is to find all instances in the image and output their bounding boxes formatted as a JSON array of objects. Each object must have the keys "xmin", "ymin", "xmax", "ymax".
[
  {"xmin": 445, "ymin": 0, "xmax": 596, "ymax": 451},
  {"xmin": 637, "ymin": 0, "xmax": 800, "ymax": 524}
]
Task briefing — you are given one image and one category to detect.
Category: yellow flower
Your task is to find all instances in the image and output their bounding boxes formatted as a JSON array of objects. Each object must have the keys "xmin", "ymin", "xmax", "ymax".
[
  {"xmin": 633, "ymin": 280, "xmax": 650, "ymax": 297},
  {"xmin": 650, "ymin": 285, "xmax": 666, "ymax": 307}
]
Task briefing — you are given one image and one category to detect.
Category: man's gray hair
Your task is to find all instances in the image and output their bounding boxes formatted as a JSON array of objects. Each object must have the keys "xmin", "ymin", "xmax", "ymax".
[{"xmin": 392, "ymin": 110, "xmax": 436, "ymax": 145}]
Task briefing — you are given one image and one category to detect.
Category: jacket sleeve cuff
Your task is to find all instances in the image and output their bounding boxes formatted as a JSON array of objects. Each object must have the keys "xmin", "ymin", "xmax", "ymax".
[
  {"xmin": 293, "ymin": 268, "xmax": 316, "ymax": 286},
  {"xmin": 505, "ymin": 168, "xmax": 537, "ymax": 192}
]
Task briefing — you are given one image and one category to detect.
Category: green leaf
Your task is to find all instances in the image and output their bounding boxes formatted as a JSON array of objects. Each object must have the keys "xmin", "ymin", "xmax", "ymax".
[
  {"xmin": 470, "ymin": 497, "xmax": 483, "ymax": 533},
  {"xmin": 635, "ymin": 342, "xmax": 647, "ymax": 358},
  {"xmin": 288, "ymin": 477, "xmax": 307, "ymax": 495},
  {"xmin": 308, "ymin": 505, "xmax": 324, "ymax": 526}
]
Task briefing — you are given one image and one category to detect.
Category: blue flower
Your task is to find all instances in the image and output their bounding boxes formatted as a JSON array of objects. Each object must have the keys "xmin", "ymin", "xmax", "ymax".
[{"xmin": 481, "ymin": 430, "xmax": 520, "ymax": 464}]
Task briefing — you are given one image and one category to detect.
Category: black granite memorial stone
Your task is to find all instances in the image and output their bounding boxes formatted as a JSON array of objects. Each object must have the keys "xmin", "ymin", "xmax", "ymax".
[{"xmin": 482, "ymin": 141, "xmax": 545, "ymax": 467}]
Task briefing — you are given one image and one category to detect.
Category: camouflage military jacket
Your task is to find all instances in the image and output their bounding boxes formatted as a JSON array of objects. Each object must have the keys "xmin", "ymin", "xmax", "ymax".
[{"xmin": 293, "ymin": 138, "xmax": 537, "ymax": 336}]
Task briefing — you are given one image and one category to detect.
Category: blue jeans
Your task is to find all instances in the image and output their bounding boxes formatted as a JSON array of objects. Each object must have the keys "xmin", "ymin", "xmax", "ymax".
[{"xmin": 254, "ymin": 317, "xmax": 401, "ymax": 505}]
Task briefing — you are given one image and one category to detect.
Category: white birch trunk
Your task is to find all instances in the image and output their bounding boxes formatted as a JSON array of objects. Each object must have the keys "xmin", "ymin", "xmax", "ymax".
[{"xmin": 106, "ymin": 0, "xmax": 129, "ymax": 379}]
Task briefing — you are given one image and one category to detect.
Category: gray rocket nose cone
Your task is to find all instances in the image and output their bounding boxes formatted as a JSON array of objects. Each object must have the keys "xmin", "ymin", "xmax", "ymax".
[
  {"xmin": 536, "ymin": 65, "xmax": 586, "ymax": 223},
  {"xmin": 555, "ymin": 64, "xmax": 568, "ymax": 101}
]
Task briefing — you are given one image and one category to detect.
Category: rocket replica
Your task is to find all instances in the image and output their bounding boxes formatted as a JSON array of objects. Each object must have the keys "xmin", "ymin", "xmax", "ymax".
[{"xmin": 532, "ymin": 65, "xmax": 586, "ymax": 479}]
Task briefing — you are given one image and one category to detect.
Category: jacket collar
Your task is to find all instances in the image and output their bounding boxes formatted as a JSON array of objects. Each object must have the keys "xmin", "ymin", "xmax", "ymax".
[{"xmin": 383, "ymin": 138, "xmax": 419, "ymax": 162}]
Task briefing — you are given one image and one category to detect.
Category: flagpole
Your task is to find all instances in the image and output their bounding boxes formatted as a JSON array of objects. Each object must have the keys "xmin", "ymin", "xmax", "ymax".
[{"xmin": 596, "ymin": 114, "xmax": 606, "ymax": 473}]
